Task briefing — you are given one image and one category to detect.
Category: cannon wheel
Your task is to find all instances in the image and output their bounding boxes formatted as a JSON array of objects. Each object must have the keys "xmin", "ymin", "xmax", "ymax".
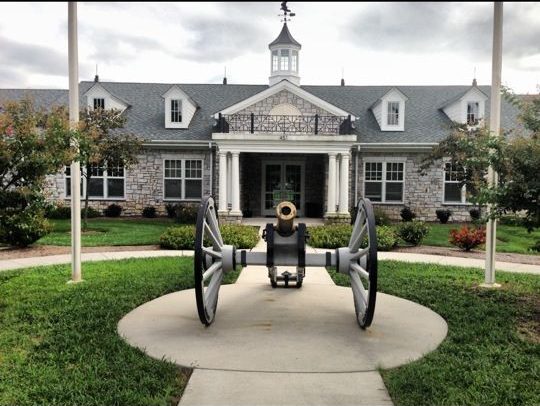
[
  {"xmin": 349, "ymin": 198, "xmax": 378, "ymax": 329},
  {"xmin": 194, "ymin": 196, "xmax": 225, "ymax": 326}
]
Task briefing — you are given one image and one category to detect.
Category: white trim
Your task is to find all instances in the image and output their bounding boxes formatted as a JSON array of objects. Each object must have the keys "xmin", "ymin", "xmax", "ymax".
[
  {"xmin": 261, "ymin": 160, "xmax": 305, "ymax": 216},
  {"xmin": 214, "ymin": 80, "xmax": 356, "ymax": 119},
  {"xmin": 442, "ymin": 161, "xmax": 468, "ymax": 205},
  {"xmin": 64, "ymin": 163, "xmax": 127, "ymax": 201},
  {"xmin": 162, "ymin": 158, "xmax": 204, "ymax": 201},
  {"xmin": 362, "ymin": 158, "xmax": 406, "ymax": 204}
]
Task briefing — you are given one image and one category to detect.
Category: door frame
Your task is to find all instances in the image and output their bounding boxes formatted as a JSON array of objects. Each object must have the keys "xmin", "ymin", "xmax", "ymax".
[{"xmin": 261, "ymin": 159, "xmax": 305, "ymax": 216}]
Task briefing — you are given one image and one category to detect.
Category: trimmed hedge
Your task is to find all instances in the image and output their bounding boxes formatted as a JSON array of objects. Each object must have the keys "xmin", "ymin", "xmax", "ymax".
[
  {"xmin": 397, "ymin": 220, "xmax": 430, "ymax": 246},
  {"xmin": 45, "ymin": 204, "xmax": 101, "ymax": 219},
  {"xmin": 104, "ymin": 204, "xmax": 122, "ymax": 217},
  {"xmin": 308, "ymin": 224, "xmax": 398, "ymax": 251},
  {"xmin": 160, "ymin": 224, "xmax": 259, "ymax": 250}
]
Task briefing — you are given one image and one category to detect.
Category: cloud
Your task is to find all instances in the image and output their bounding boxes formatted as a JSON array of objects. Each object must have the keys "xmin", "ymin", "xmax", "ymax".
[
  {"xmin": 0, "ymin": 66, "xmax": 26, "ymax": 87},
  {"xmin": 344, "ymin": 2, "xmax": 540, "ymax": 61},
  {"xmin": 0, "ymin": 35, "xmax": 67, "ymax": 76}
]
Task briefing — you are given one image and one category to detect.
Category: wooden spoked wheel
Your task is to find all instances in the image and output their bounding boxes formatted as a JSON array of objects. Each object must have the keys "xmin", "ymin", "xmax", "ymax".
[
  {"xmin": 348, "ymin": 198, "xmax": 378, "ymax": 329},
  {"xmin": 194, "ymin": 196, "xmax": 225, "ymax": 326}
]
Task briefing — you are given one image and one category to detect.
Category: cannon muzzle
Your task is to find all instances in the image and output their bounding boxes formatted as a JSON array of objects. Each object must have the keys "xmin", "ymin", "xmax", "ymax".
[{"xmin": 276, "ymin": 201, "xmax": 297, "ymax": 236}]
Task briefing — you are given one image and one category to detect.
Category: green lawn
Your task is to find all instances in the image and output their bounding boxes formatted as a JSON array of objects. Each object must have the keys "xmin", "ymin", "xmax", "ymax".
[
  {"xmin": 421, "ymin": 223, "xmax": 540, "ymax": 255},
  {"xmin": 0, "ymin": 257, "xmax": 240, "ymax": 406},
  {"xmin": 330, "ymin": 262, "xmax": 540, "ymax": 406},
  {"xmin": 37, "ymin": 218, "xmax": 175, "ymax": 246}
]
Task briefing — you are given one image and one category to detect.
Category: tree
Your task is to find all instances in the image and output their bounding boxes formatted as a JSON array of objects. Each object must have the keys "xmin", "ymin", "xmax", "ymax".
[
  {"xmin": 421, "ymin": 90, "xmax": 540, "ymax": 249},
  {"xmin": 0, "ymin": 99, "xmax": 75, "ymax": 246},
  {"xmin": 77, "ymin": 107, "xmax": 142, "ymax": 228}
]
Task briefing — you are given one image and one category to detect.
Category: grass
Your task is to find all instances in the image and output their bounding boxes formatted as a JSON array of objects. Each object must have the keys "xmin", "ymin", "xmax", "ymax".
[
  {"xmin": 0, "ymin": 257, "xmax": 240, "ymax": 406},
  {"xmin": 421, "ymin": 223, "xmax": 540, "ymax": 255},
  {"xmin": 329, "ymin": 262, "xmax": 540, "ymax": 406},
  {"xmin": 37, "ymin": 217, "xmax": 175, "ymax": 246}
]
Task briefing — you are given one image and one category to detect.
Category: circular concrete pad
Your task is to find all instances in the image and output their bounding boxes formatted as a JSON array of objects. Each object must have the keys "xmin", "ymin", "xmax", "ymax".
[{"xmin": 118, "ymin": 284, "xmax": 447, "ymax": 373}]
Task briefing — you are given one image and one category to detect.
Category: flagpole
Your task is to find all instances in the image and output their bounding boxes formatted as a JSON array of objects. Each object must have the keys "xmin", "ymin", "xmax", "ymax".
[
  {"xmin": 482, "ymin": 1, "xmax": 503, "ymax": 288},
  {"xmin": 68, "ymin": 1, "xmax": 82, "ymax": 283}
]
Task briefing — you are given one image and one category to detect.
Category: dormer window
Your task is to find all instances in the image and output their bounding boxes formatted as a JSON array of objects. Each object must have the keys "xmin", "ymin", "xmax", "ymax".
[
  {"xmin": 93, "ymin": 98, "xmax": 105, "ymax": 110},
  {"xmin": 387, "ymin": 102, "xmax": 400, "ymax": 126},
  {"xmin": 171, "ymin": 99, "xmax": 182, "ymax": 123},
  {"xmin": 467, "ymin": 102, "xmax": 479, "ymax": 125},
  {"xmin": 280, "ymin": 49, "xmax": 290, "ymax": 70}
]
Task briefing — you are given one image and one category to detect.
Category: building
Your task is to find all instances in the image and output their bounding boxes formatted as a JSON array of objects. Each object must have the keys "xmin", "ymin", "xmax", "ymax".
[{"xmin": 0, "ymin": 21, "xmax": 520, "ymax": 223}]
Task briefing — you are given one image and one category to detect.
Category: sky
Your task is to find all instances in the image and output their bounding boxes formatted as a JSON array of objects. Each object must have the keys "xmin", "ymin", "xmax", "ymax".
[{"xmin": 0, "ymin": 2, "xmax": 539, "ymax": 94}]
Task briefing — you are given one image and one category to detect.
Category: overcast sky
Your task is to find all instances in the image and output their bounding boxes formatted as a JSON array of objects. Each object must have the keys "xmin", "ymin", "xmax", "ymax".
[{"xmin": 1, "ymin": 2, "xmax": 539, "ymax": 93}]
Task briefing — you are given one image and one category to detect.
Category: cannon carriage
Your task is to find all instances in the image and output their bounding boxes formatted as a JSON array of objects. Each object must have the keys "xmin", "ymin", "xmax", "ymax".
[{"xmin": 194, "ymin": 196, "xmax": 378, "ymax": 329}]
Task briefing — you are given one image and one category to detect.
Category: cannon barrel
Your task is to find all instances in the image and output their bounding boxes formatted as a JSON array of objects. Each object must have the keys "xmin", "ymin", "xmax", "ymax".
[{"xmin": 275, "ymin": 201, "xmax": 297, "ymax": 235}]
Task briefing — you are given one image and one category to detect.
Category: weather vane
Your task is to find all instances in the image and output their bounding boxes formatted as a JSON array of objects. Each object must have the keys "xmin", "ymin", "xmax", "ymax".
[{"xmin": 279, "ymin": 1, "xmax": 295, "ymax": 23}]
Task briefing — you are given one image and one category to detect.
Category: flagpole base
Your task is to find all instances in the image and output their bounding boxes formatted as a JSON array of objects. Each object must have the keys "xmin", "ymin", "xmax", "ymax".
[
  {"xmin": 479, "ymin": 282, "xmax": 501, "ymax": 289},
  {"xmin": 67, "ymin": 279, "xmax": 85, "ymax": 285}
]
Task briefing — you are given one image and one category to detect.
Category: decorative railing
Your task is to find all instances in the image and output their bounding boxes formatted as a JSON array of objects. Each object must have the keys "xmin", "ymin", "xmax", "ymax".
[{"xmin": 215, "ymin": 113, "xmax": 353, "ymax": 135}]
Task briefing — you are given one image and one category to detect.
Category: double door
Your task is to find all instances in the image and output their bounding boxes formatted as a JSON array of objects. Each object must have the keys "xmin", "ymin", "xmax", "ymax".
[{"xmin": 262, "ymin": 162, "xmax": 304, "ymax": 216}]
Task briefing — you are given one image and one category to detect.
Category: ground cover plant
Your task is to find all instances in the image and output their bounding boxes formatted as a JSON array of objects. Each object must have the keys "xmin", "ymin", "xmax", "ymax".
[
  {"xmin": 329, "ymin": 261, "xmax": 540, "ymax": 406},
  {"xmin": 0, "ymin": 257, "xmax": 240, "ymax": 406},
  {"xmin": 160, "ymin": 224, "xmax": 259, "ymax": 250}
]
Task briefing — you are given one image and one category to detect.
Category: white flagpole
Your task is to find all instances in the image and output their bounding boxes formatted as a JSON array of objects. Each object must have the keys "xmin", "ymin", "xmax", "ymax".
[
  {"xmin": 68, "ymin": 1, "xmax": 82, "ymax": 283},
  {"xmin": 483, "ymin": 2, "xmax": 503, "ymax": 288}
]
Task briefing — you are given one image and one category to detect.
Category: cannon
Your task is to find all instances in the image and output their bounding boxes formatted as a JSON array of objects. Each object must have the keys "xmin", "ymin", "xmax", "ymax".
[{"xmin": 194, "ymin": 196, "xmax": 378, "ymax": 329}]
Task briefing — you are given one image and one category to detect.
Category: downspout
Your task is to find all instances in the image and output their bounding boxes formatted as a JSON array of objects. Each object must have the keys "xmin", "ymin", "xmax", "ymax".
[
  {"xmin": 354, "ymin": 145, "xmax": 360, "ymax": 205},
  {"xmin": 208, "ymin": 141, "xmax": 213, "ymax": 197}
]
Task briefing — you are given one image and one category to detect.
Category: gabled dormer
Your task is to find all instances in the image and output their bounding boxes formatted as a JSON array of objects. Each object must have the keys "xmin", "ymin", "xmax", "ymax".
[
  {"xmin": 84, "ymin": 83, "xmax": 129, "ymax": 112},
  {"xmin": 442, "ymin": 85, "xmax": 488, "ymax": 126},
  {"xmin": 162, "ymin": 85, "xmax": 198, "ymax": 129},
  {"xmin": 370, "ymin": 88, "xmax": 408, "ymax": 132}
]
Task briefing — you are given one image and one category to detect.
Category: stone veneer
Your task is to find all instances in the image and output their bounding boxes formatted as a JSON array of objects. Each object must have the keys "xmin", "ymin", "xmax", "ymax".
[
  {"xmin": 44, "ymin": 148, "xmax": 212, "ymax": 216},
  {"xmin": 356, "ymin": 152, "xmax": 474, "ymax": 222},
  {"xmin": 236, "ymin": 90, "xmax": 331, "ymax": 117}
]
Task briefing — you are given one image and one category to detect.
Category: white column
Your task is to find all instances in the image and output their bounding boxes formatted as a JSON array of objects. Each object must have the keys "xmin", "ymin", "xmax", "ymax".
[
  {"xmin": 218, "ymin": 151, "xmax": 228, "ymax": 213},
  {"xmin": 326, "ymin": 152, "xmax": 337, "ymax": 215},
  {"xmin": 68, "ymin": 2, "xmax": 81, "ymax": 283},
  {"xmin": 339, "ymin": 153, "xmax": 350, "ymax": 214},
  {"xmin": 231, "ymin": 151, "xmax": 241, "ymax": 215}
]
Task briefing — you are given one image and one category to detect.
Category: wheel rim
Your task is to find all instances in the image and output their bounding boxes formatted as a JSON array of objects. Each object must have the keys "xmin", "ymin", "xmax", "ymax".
[
  {"xmin": 348, "ymin": 198, "xmax": 378, "ymax": 329},
  {"xmin": 194, "ymin": 196, "xmax": 224, "ymax": 326}
]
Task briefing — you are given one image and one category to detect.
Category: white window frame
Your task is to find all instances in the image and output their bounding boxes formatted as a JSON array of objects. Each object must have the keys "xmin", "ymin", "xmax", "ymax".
[
  {"xmin": 170, "ymin": 99, "xmax": 182, "ymax": 123},
  {"xmin": 272, "ymin": 50, "xmax": 279, "ymax": 72},
  {"xmin": 387, "ymin": 101, "xmax": 400, "ymax": 126},
  {"xmin": 466, "ymin": 101, "xmax": 480, "ymax": 125},
  {"xmin": 442, "ymin": 161, "xmax": 469, "ymax": 205},
  {"xmin": 93, "ymin": 98, "xmax": 105, "ymax": 110},
  {"xmin": 363, "ymin": 158, "xmax": 406, "ymax": 204},
  {"xmin": 280, "ymin": 49, "xmax": 290, "ymax": 71},
  {"xmin": 64, "ymin": 162, "xmax": 126, "ymax": 200},
  {"xmin": 291, "ymin": 50, "xmax": 298, "ymax": 72},
  {"xmin": 163, "ymin": 158, "xmax": 203, "ymax": 201}
]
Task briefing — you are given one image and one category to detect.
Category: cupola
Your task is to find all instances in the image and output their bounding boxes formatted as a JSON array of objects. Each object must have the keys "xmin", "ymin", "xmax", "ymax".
[{"xmin": 269, "ymin": 23, "xmax": 301, "ymax": 86}]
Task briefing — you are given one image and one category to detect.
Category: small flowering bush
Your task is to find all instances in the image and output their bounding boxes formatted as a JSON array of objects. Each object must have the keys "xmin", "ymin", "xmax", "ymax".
[{"xmin": 449, "ymin": 226, "xmax": 486, "ymax": 251}]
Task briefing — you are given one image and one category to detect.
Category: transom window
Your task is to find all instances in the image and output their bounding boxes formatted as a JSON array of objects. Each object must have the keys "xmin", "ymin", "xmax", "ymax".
[
  {"xmin": 164, "ymin": 159, "xmax": 203, "ymax": 200},
  {"xmin": 171, "ymin": 99, "xmax": 182, "ymax": 123},
  {"xmin": 272, "ymin": 50, "xmax": 279, "ymax": 72},
  {"xmin": 93, "ymin": 98, "xmax": 105, "ymax": 110},
  {"xmin": 387, "ymin": 102, "xmax": 400, "ymax": 126},
  {"xmin": 467, "ymin": 102, "xmax": 479, "ymax": 125},
  {"xmin": 65, "ymin": 162, "xmax": 125, "ymax": 199},
  {"xmin": 280, "ymin": 49, "xmax": 290, "ymax": 70},
  {"xmin": 444, "ymin": 162, "xmax": 467, "ymax": 203},
  {"xmin": 364, "ymin": 161, "xmax": 404, "ymax": 202}
]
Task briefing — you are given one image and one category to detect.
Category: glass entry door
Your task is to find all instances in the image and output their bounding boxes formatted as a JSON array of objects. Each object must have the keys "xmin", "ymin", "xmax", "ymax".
[{"xmin": 262, "ymin": 162, "xmax": 304, "ymax": 216}]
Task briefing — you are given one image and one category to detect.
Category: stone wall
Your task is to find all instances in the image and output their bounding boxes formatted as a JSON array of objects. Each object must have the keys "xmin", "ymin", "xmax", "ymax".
[
  {"xmin": 236, "ymin": 90, "xmax": 331, "ymax": 117},
  {"xmin": 356, "ymin": 152, "xmax": 473, "ymax": 222},
  {"xmin": 44, "ymin": 148, "xmax": 212, "ymax": 216}
]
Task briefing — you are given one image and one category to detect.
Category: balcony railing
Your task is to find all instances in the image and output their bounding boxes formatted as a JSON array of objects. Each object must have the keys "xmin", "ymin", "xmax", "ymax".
[{"xmin": 215, "ymin": 113, "xmax": 353, "ymax": 135}]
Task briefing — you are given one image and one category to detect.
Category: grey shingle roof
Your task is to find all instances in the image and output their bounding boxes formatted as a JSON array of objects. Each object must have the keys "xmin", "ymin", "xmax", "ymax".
[
  {"xmin": 269, "ymin": 23, "xmax": 301, "ymax": 48},
  {"xmin": 0, "ymin": 82, "xmax": 521, "ymax": 145},
  {"xmin": 0, "ymin": 89, "xmax": 68, "ymax": 111}
]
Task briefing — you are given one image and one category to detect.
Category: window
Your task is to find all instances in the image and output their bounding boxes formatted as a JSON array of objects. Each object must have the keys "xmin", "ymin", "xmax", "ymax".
[
  {"xmin": 65, "ymin": 162, "xmax": 125, "ymax": 199},
  {"xmin": 291, "ymin": 50, "xmax": 298, "ymax": 72},
  {"xmin": 171, "ymin": 99, "xmax": 182, "ymax": 123},
  {"xmin": 467, "ymin": 102, "xmax": 479, "ymax": 125},
  {"xmin": 93, "ymin": 98, "xmax": 105, "ymax": 110},
  {"xmin": 444, "ymin": 162, "xmax": 466, "ymax": 203},
  {"xmin": 387, "ymin": 102, "xmax": 400, "ymax": 126},
  {"xmin": 272, "ymin": 50, "xmax": 279, "ymax": 72},
  {"xmin": 164, "ymin": 159, "xmax": 203, "ymax": 200},
  {"xmin": 364, "ymin": 161, "xmax": 404, "ymax": 202},
  {"xmin": 280, "ymin": 49, "xmax": 289, "ymax": 70}
]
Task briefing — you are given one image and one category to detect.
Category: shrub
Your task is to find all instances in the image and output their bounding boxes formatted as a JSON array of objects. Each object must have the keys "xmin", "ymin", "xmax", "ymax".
[
  {"xmin": 165, "ymin": 203, "xmax": 177, "ymax": 219},
  {"xmin": 449, "ymin": 226, "xmax": 486, "ymax": 251},
  {"xmin": 499, "ymin": 214, "xmax": 524, "ymax": 227},
  {"xmin": 530, "ymin": 240, "xmax": 540, "ymax": 253},
  {"xmin": 469, "ymin": 208, "xmax": 481, "ymax": 221},
  {"xmin": 373, "ymin": 207, "xmax": 391, "ymax": 226},
  {"xmin": 174, "ymin": 204, "xmax": 198, "ymax": 224},
  {"xmin": 436, "ymin": 209, "xmax": 452, "ymax": 224},
  {"xmin": 309, "ymin": 224, "xmax": 398, "ymax": 251},
  {"xmin": 220, "ymin": 225, "xmax": 259, "ymax": 249},
  {"xmin": 400, "ymin": 206, "xmax": 416, "ymax": 222},
  {"xmin": 160, "ymin": 224, "xmax": 260, "ymax": 250},
  {"xmin": 142, "ymin": 206, "xmax": 157, "ymax": 218},
  {"xmin": 397, "ymin": 220, "xmax": 430, "ymax": 246},
  {"xmin": 104, "ymin": 203, "xmax": 122, "ymax": 217},
  {"xmin": 46, "ymin": 204, "xmax": 101, "ymax": 220},
  {"xmin": 0, "ymin": 207, "xmax": 51, "ymax": 247}
]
